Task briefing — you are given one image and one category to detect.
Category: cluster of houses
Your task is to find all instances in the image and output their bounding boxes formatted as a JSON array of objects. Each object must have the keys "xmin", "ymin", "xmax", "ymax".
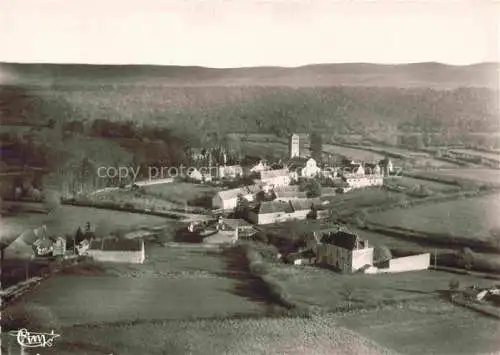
[{"xmin": 4, "ymin": 223, "xmax": 146, "ymax": 265}]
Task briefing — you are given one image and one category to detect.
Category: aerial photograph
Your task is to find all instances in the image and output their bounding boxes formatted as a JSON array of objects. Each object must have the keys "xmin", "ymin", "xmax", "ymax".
[{"xmin": 0, "ymin": 0, "xmax": 499, "ymax": 354}]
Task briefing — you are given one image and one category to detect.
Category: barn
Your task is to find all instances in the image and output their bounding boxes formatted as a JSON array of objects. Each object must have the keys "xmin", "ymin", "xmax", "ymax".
[{"xmin": 85, "ymin": 238, "xmax": 145, "ymax": 264}]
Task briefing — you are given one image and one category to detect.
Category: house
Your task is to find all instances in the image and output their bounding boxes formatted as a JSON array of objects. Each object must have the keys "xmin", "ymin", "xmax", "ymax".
[
  {"xmin": 217, "ymin": 165, "xmax": 243, "ymax": 179},
  {"xmin": 256, "ymin": 168, "xmax": 291, "ymax": 187},
  {"xmin": 4, "ymin": 225, "xmax": 52, "ymax": 260},
  {"xmin": 247, "ymin": 198, "xmax": 321, "ymax": 225},
  {"xmin": 187, "ymin": 168, "xmax": 204, "ymax": 182},
  {"xmin": 211, "ymin": 185, "xmax": 261, "ymax": 210},
  {"xmin": 301, "ymin": 158, "xmax": 321, "ymax": 178},
  {"xmin": 375, "ymin": 253, "xmax": 431, "ymax": 274},
  {"xmin": 52, "ymin": 236, "xmax": 67, "ymax": 256},
  {"xmin": 274, "ymin": 185, "xmax": 307, "ymax": 201},
  {"xmin": 85, "ymin": 238, "xmax": 145, "ymax": 264},
  {"xmin": 315, "ymin": 230, "xmax": 374, "ymax": 273},
  {"xmin": 345, "ymin": 175, "xmax": 384, "ymax": 189}
]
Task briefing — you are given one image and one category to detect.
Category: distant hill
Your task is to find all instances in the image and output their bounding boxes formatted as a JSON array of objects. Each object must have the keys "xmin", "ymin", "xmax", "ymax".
[{"xmin": 0, "ymin": 62, "xmax": 498, "ymax": 89}]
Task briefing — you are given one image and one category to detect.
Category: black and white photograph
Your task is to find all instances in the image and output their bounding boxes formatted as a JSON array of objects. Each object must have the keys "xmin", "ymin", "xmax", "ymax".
[{"xmin": 0, "ymin": 0, "xmax": 499, "ymax": 354}]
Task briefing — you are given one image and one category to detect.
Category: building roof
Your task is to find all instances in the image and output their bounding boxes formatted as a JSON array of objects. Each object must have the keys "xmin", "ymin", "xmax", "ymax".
[
  {"xmin": 275, "ymin": 190, "xmax": 308, "ymax": 199},
  {"xmin": 222, "ymin": 218, "xmax": 253, "ymax": 230},
  {"xmin": 256, "ymin": 200, "xmax": 293, "ymax": 214},
  {"xmin": 319, "ymin": 231, "xmax": 361, "ymax": 251},
  {"xmin": 89, "ymin": 238, "xmax": 143, "ymax": 251},
  {"xmin": 259, "ymin": 168, "xmax": 289, "ymax": 180},
  {"xmin": 215, "ymin": 184, "xmax": 261, "ymax": 200},
  {"xmin": 290, "ymin": 199, "xmax": 317, "ymax": 212}
]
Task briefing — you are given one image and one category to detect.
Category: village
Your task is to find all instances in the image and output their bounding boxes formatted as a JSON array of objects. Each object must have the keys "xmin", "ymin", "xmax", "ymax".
[
  {"xmin": 2, "ymin": 132, "xmax": 500, "ymax": 355},
  {"xmin": 0, "ymin": 133, "xmax": 445, "ymax": 280}
]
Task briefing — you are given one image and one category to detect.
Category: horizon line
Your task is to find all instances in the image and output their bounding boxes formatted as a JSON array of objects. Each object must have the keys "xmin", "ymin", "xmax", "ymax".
[{"xmin": 1, "ymin": 60, "xmax": 498, "ymax": 70}]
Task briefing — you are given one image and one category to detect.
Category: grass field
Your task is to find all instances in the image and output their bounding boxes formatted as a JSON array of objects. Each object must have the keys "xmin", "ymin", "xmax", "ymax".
[
  {"xmin": 366, "ymin": 192, "xmax": 500, "ymax": 242},
  {"xmin": 428, "ymin": 169, "xmax": 500, "ymax": 186},
  {"xmin": 385, "ymin": 177, "xmax": 458, "ymax": 193},
  {"xmin": 268, "ymin": 264, "xmax": 493, "ymax": 311},
  {"xmin": 1, "ymin": 205, "xmax": 170, "ymax": 244},
  {"xmin": 337, "ymin": 299, "xmax": 500, "ymax": 355},
  {"xmin": 14, "ymin": 244, "xmax": 269, "ymax": 328},
  {"xmin": 451, "ymin": 149, "xmax": 500, "ymax": 162},
  {"xmin": 2, "ymin": 315, "xmax": 398, "ymax": 355},
  {"xmin": 142, "ymin": 182, "xmax": 217, "ymax": 206},
  {"xmin": 321, "ymin": 187, "xmax": 402, "ymax": 211},
  {"xmin": 323, "ymin": 144, "xmax": 385, "ymax": 162}
]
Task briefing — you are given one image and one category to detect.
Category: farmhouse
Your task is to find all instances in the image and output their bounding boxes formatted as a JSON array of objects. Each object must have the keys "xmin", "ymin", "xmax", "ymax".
[
  {"xmin": 212, "ymin": 185, "xmax": 261, "ymax": 210},
  {"xmin": 301, "ymin": 158, "xmax": 321, "ymax": 178},
  {"xmin": 315, "ymin": 230, "xmax": 374, "ymax": 273},
  {"xmin": 344, "ymin": 174, "xmax": 384, "ymax": 190},
  {"xmin": 187, "ymin": 168, "xmax": 204, "ymax": 182},
  {"xmin": 256, "ymin": 168, "xmax": 291, "ymax": 187},
  {"xmin": 217, "ymin": 165, "xmax": 243, "ymax": 179},
  {"xmin": 85, "ymin": 238, "xmax": 145, "ymax": 264},
  {"xmin": 247, "ymin": 198, "xmax": 320, "ymax": 225}
]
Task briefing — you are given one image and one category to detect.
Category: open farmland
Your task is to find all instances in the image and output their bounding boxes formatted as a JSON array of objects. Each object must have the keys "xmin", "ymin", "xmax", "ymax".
[
  {"xmin": 337, "ymin": 299, "xmax": 500, "ymax": 355},
  {"xmin": 425, "ymin": 168, "xmax": 500, "ymax": 186},
  {"xmin": 366, "ymin": 192, "xmax": 500, "ymax": 244},
  {"xmin": 6, "ymin": 315, "xmax": 399, "ymax": 355},
  {"xmin": 385, "ymin": 176, "xmax": 459, "ymax": 193},
  {"xmin": 15, "ymin": 244, "xmax": 270, "ymax": 327},
  {"xmin": 323, "ymin": 144, "xmax": 385, "ymax": 162},
  {"xmin": 1, "ymin": 205, "xmax": 170, "ymax": 243},
  {"xmin": 269, "ymin": 265, "xmax": 493, "ymax": 312},
  {"xmin": 451, "ymin": 149, "xmax": 500, "ymax": 162},
  {"xmin": 142, "ymin": 181, "xmax": 217, "ymax": 206}
]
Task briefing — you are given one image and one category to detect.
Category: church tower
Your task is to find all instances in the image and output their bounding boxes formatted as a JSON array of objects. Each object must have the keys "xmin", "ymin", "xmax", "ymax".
[{"xmin": 289, "ymin": 133, "xmax": 300, "ymax": 159}]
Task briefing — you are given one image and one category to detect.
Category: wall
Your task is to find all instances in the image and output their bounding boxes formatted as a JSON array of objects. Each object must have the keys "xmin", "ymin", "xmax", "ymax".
[
  {"xmin": 253, "ymin": 209, "xmax": 310, "ymax": 225},
  {"xmin": 351, "ymin": 248, "xmax": 375, "ymax": 272},
  {"xmin": 379, "ymin": 253, "xmax": 431, "ymax": 273}
]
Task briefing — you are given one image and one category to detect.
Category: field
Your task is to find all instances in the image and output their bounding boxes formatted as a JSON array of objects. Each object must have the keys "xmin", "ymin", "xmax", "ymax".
[
  {"xmin": 337, "ymin": 299, "xmax": 500, "ymax": 355},
  {"xmin": 366, "ymin": 192, "xmax": 500, "ymax": 242},
  {"xmin": 12, "ymin": 243, "xmax": 271, "ymax": 327},
  {"xmin": 323, "ymin": 144, "xmax": 385, "ymax": 162},
  {"xmin": 1, "ymin": 205, "xmax": 170, "ymax": 244},
  {"xmin": 1, "ymin": 315, "xmax": 398, "ymax": 355},
  {"xmin": 451, "ymin": 149, "xmax": 500, "ymax": 162},
  {"xmin": 384, "ymin": 176, "xmax": 458, "ymax": 193},
  {"xmin": 321, "ymin": 187, "xmax": 402, "ymax": 210},
  {"xmin": 269, "ymin": 264, "xmax": 493, "ymax": 311},
  {"xmin": 142, "ymin": 181, "xmax": 217, "ymax": 206},
  {"xmin": 426, "ymin": 168, "xmax": 500, "ymax": 186}
]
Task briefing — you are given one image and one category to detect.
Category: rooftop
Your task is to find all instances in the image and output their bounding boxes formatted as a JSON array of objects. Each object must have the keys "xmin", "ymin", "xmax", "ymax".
[
  {"xmin": 89, "ymin": 238, "xmax": 143, "ymax": 251},
  {"xmin": 320, "ymin": 231, "xmax": 367, "ymax": 251}
]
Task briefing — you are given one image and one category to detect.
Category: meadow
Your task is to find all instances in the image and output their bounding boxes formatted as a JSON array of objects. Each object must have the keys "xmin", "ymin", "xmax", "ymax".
[
  {"xmin": 337, "ymin": 299, "xmax": 500, "ymax": 355},
  {"xmin": 1, "ymin": 205, "xmax": 170, "ymax": 243},
  {"xmin": 11, "ymin": 245, "xmax": 270, "ymax": 328},
  {"xmin": 384, "ymin": 176, "xmax": 459, "ymax": 193},
  {"xmin": 322, "ymin": 144, "xmax": 385, "ymax": 162},
  {"xmin": 142, "ymin": 181, "xmax": 217, "ymax": 206},
  {"xmin": 366, "ymin": 192, "xmax": 500, "ymax": 243},
  {"xmin": 4, "ymin": 315, "xmax": 398, "ymax": 355}
]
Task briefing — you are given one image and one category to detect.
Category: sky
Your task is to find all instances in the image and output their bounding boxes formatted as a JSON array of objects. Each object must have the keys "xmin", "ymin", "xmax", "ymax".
[{"xmin": 0, "ymin": 0, "xmax": 499, "ymax": 67}]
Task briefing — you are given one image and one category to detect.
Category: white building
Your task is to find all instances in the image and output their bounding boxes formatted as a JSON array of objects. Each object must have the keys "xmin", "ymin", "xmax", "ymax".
[
  {"xmin": 187, "ymin": 168, "xmax": 204, "ymax": 182},
  {"xmin": 315, "ymin": 230, "xmax": 374, "ymax": 273},
  {"xmin": 212, "ymin": 185, "xmax": 261, "ymax": 210},
  {"xmin": 247, "ymin": 198, "xmax": 320, "ymax": 225},
  {"xmin": 85, "ymin": 238, "xmax": 145, "ymax": 264},
  {"xmin": 345, "ymin": 175, "xmax": 384, "ymax": 189},
  {"xmin": 257, "ymin": 168, "xmax": 291, "ymax": 187},
  {"xmin": 301, "ymin": 158, "xmax": 321, "ymax": 178},
  {"xmin": 217, "ymin": 165, "xmax": 243, "ymax": 179},
  {"xmin": 289, "ymin": 134, "xmax": 300, "ymax": 158}
]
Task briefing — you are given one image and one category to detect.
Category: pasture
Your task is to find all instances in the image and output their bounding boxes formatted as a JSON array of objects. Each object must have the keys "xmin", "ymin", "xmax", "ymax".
[
  {"xmin": 11, "ymin": 315, "xmax": 398, "ymax": 355},
  {"xmin": 14, "ymin": 245, "xmax": 269, "ymax": 327},
  {"xmin": 1, "ymin": 205, "xmax": 170, "ymax": 242},
  {"xmin": 366, "ymin": 192, "xmax": 500, "ymax": 243},
  {"xmin": 451, "ymin": 149, "xmax": 500, "ymax": 162},
  {"xmin": 429, "ymin": 168, "xmax": 500, "ymax": 186},
  {"xmin": 337, "ymin": 299, "xmax": 500, "ymax": 355},
  {"xmin": 385, "ymin": 176, "xmax": 458, "ymax": 193},
  {"xmin": 268, "ymin": 264, "xmax": 493, "ymax": 312},
  {"xmin": 142, "ymin": 181, "xmax": 217, "ymax": 206},
  {"xmin": 323, "ymin": 144, "xmax": 385, "ymax": 162}
]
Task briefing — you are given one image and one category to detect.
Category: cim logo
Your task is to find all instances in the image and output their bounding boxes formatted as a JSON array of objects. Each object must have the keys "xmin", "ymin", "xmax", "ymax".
[{"xmin": 9, "ymin": 328, "xmax": 61, "ymax": 350}]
